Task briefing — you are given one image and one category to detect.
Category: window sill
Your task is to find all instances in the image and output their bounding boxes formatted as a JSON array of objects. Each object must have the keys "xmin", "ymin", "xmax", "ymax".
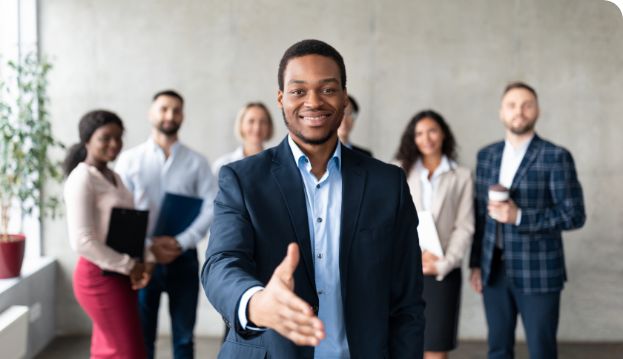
[
  {"xmin": 0, "ymin": 256, "xmax": 56, "ymax": 358},
  {"xmin": 0, "ymin": 257, "xmax": 55, "ymax": 296}
]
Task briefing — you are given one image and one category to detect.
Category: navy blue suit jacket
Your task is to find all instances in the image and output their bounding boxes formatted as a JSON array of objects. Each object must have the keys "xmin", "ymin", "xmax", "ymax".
[
  {"xmin": 470, "ymin": 134, "xmax": 586, "ymax": 293},
  {"xmin": 202, "ymin": 138, "xmax": 425, "ymax": 358}
]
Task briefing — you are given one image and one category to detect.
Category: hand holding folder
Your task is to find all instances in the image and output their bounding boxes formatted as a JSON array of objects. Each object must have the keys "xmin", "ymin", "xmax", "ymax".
[{"xmin": 416, "ymin": 210, "xmax": 444, "ymax": 258}]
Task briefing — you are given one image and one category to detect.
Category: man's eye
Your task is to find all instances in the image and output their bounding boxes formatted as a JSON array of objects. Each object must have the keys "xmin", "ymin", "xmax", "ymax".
[
  {"xmin": 322, "ymin": 88, "xmax": 336, "ymax": 95},
  {"xmin": 290, "ymin": 89, "xmax": 304, "ymax": 96}
]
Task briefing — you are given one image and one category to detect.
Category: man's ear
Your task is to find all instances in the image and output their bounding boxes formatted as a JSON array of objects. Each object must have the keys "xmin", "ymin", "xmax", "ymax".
[{"xmin": 277, "ymin": 90, "xmax": 284, "ymax": 109}]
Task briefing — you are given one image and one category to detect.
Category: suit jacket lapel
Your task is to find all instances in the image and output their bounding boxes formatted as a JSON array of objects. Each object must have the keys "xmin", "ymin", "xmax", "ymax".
[
  {"xmin": 339, "ymin": 147, "xmax": 366, "ymax": 300},
  {"xmin": 270, "ymin": 139, "xmax": 316, "ymax": 290},
  {"xmin": 407, "ymin": 163, "xmax": 448, "ymax": 219},
  {"xmin": 510, "ymin": 135, "xmax": 542, "ymax": 191},
  {"xmin": 431, "ymin": 171, "xmax": 452, "ymax": 220}
]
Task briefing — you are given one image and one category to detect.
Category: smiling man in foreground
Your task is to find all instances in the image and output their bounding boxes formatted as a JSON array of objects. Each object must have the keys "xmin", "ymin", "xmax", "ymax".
[{"xmin": 202, "ymin": 39, "xmax": 425, "ymax": 359}]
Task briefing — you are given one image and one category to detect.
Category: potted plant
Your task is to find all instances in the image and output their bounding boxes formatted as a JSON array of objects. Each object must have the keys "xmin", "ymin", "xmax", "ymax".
[{"xmin": 0, "ymin": 53, "xmax": 64, "ymax": 278}]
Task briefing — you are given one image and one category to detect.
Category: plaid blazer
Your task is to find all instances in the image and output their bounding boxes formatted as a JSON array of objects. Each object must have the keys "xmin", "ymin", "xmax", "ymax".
[{"xmin": 469, "ymin": 134, "xmax": 586, "ymax": 293}]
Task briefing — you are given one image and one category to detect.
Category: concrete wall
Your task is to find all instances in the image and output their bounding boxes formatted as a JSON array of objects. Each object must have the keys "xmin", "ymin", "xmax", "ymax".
[{"xmin": 40, "ymin": 0, "xmax": 623, "ymax": 341}]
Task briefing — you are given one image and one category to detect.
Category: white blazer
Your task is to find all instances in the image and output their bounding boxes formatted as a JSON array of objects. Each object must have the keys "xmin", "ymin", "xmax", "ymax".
[{"xmin": 407, "ymin": 163, "xmax": 475, "ymax": 280}]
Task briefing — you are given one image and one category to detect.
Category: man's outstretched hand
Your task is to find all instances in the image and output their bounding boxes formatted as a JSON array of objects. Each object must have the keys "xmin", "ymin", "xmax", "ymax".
[{"xmin": 247, "ymin": 243, "xmax": 325, "ymax": 346}]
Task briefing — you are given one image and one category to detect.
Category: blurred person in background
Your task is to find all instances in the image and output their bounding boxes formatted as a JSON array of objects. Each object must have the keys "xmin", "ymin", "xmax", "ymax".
[
  {"xmin": 212, "ymin": 102, "xmax": 274, "ymax": 177},
  {"xmin": 470, "ymin": 82, "xmax": 586, "ymax": 359},
  {"xmin": 116, "ymin": 90, "xmax": 218, "ymax": 359},
  {"xmin": 395, "ymin": 109, "xmax": 474, "ymax": 359},
  {"xmin": 337, "ymin": 95, "xmax": 372, "ymax": 157},
  {"xmin": 64, "ymin": 110, "xmax": 152, "ymax": 359}
]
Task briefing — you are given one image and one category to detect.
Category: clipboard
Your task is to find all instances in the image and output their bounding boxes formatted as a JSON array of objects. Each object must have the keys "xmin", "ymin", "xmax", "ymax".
[
  {"xmin": 416, "ymin": 210, "xmax": 444, "ymax": 258},
  {"xmin": 104, "ymin": 207, "xmax": 149, "ymax": 275},
  {"xmin": 153, "ymin": 192, "xmax": 203, "ymax": 237}
]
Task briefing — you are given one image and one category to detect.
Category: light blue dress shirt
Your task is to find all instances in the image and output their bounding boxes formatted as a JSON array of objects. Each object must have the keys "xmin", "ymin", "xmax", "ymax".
[
  {"xmin": 115, "ymin": 138, "xmax": 218, "ymax": 250},
  {"xmin": 238, "ymin": 136, "xmax": 350, "ymax": 358}
]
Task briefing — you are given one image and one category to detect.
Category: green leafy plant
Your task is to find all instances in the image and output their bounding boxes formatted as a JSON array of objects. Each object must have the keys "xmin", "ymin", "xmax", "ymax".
[{"xmin": 0, "ymin": 53, "xmax": 64, "ymax": 242}]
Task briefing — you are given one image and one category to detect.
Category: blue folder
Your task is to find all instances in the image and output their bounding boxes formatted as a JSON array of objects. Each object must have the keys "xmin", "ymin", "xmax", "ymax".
[{"xmin": 153, "ymin": 192, "xmax": 203, "ymax": 236}]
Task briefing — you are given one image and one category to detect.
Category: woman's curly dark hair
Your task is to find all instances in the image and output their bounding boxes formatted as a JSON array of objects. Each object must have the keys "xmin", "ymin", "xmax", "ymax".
[{"xmin": 394, "ymin": 110, "xmax": 457, "ymax": 174}]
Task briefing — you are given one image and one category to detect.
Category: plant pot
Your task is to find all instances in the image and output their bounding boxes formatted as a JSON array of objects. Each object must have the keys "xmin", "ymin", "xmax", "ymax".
[{"xmin": 0, "ymin": 234, "xmax": 26, "ymax": 279}]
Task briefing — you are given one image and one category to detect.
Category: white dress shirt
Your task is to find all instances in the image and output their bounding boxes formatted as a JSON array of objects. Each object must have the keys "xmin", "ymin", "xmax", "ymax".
[
  {"xmin": 414, "ymin": 155, "xmax": 453, "ymax": 211},
  {"xmin": 498, "ymin": 135, "xmax": 534, "ymax": 225},
  {"xmin": 212, "ymin": 147, "xmax": 245, "ymax": 177},
  {"xmin": 115, "ymin": 138, "xmax": 218, "ymax": 250}
]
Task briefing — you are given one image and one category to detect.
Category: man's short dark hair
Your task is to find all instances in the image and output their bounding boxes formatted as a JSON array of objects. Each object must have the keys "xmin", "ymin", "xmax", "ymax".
[
  {"xmin": 348, "ymin": 95, "xmax": 359, "ymax": 115},
  {"xmin": 153, "ymin": 89, "xmax": 184, "ymax": 105},
  {"xmin": 503, "ymin": 82, "xmax": 538, "ymax": 100},
  {"xmin": 278, "ymin": 39, "xmax": 347, "ymax": 91}
]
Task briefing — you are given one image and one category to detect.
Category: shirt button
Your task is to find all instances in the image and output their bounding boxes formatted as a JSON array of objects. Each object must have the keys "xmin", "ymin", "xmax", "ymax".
[
  {"xmin": 317, "ymin": 253, "xmax": 322, "ymax": 259},
  {"xmin": 316, "ymin": 184, "xmax": 320, "ymax": 189},
  {"xmin": 318, "ymin": 290, "xmax": 324, "ymax": 295},
  {"xmin": 317, "ymin": 217, "xmax": 322, "ymax": 223}
]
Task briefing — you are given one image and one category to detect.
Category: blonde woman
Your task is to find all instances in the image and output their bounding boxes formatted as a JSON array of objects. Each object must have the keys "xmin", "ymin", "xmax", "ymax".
[
  {"xmin": 212, "ymin": 102, "xmax": 274, "ymax": 176},
  {"xmin": 211, "ymin": 102, "xmax": 273, "ymax": 341}
]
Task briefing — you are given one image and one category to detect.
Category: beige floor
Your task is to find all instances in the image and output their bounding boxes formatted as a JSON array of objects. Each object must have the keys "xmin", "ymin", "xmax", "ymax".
[{"xmin": 36, "ymin": 336, "xmax": 623, "ymax": 359}]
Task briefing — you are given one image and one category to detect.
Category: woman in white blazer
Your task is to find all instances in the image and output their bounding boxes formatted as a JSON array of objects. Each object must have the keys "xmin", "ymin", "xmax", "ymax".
[
  {"xmin": 394, "ymin": 110, "xmax": 474, "ymax": 359},
  {"xmin": 212, "ymin": 102, "xmax": 274, "ymax": 177}
]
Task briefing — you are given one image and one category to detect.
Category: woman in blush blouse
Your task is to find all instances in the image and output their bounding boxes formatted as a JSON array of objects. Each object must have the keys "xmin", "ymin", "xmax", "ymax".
[
  {"xmin": 212, "ymin": 102, "xmax": 274, "ymax": 177},
  {"xmin": 63, "ymin": 110, "xmax": 152, "ymax": 359},
  {"xmin": 394, "ymin": 110, "xmax": 475, "ymax": 359}
]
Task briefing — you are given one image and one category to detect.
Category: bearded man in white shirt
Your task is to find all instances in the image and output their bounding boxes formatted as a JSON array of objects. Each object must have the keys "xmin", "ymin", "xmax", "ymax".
[
  {"xmin": 469, "ymin": 82, "xmax": 585, "ymax": 359},
  {"xmin": 116, "ymin": 90, "xmax": 218, "ymax": 359}
]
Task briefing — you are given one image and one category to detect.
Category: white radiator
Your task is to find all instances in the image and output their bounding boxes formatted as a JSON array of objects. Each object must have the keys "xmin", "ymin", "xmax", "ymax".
[{"xmin": 0, "ymin": 306, "xmax": 29, "ymax": 359}]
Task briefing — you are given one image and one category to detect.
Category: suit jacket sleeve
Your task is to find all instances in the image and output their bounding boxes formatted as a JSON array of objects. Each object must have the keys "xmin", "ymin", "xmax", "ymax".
[
  {"xmin": 470, "ymin": 150, "xmax": 488, "ymax": 268},
  {"xmin": 389, "ymin": 169, "xmax": 425, "ymax": 358},
  {"xmin": 201, "ymin": 165, "xmax": 264, "ymax": 337},
  {"xmin": 517, "ymin": 149, "xmax": 586, "ymax": 233}
]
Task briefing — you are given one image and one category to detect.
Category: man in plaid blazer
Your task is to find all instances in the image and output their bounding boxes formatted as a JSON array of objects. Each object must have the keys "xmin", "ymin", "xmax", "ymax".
[{"xmin": 469, "ymin": 82, "xmax": 586, "ymax": 359}]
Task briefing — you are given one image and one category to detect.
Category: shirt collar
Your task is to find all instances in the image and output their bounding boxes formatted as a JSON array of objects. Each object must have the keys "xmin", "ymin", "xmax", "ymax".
[
  {"xmin": 234, "ymin": 146, "xmax": 245, "ymax": 158},
  {"xmin": 287, "ymin": 135, "xmax": 341, "ymax": 171},
  {"xmin": 415, "ymin": 155, "xmax": 452, "ymax": 180},
  {"xmin": 147, "ymin": 137, "xmax": 181, "ymax": 156},
  {"xmin": 504, "ymin": 134, "xmax": 534, "ymax": 156}
]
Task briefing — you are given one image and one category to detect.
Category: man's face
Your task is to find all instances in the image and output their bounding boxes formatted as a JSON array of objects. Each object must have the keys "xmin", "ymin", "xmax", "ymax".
[
  {"xmin": 499, "ymin": 88, "xmax": 539, "ymax": 135},
  {"xmin": 278, "ymin": 54, "xmax": 347, "ymax": 146},
  {"xmin": 149, "ymin": 95, "xmax": 184, "ymax": 136}
]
